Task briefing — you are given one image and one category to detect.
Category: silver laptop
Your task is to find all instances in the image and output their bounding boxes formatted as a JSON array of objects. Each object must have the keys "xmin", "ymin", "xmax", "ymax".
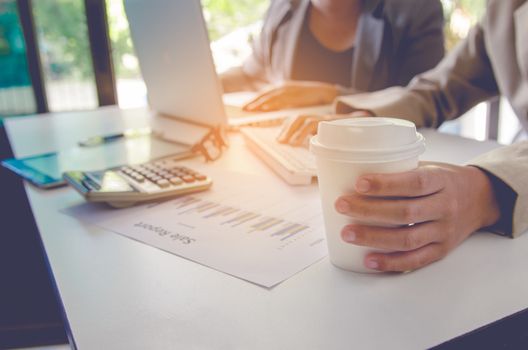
[{"xmin": 125, "ymin": 0, "xmax": 329, "ymax": 184}]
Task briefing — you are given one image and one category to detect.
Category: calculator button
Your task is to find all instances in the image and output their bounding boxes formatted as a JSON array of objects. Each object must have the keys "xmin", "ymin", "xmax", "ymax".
[
  {"xmin": 150, "ymin": 175, "xmax": 162, "ymax": 182},
  {"xmin": 144, "ymin": 165, "xmax": 157, "ymax": 172},
  {"xmin": 156, "ymin": 179, "xmax": 170, "ymax": 188},
  {"xmin": 169, "ymin": 177, "xmax": 183, "ymax": 185},
  {"xmin": 182, "ymin": 175, "xmax": 195, "ymax": 183},
  {"xmin": 133, "ymin": 175, "xmax": 145, "ymax": 183},
  {"xmin": 194, "ymin": 174, "xmax": 207, "ymax": 181}
]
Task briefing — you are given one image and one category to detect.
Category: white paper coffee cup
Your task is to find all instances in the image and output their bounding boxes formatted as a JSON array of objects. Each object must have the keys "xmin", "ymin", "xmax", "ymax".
[{"xmin": 310, "ymin": 117, "xmax": 426, "ymax": 272}]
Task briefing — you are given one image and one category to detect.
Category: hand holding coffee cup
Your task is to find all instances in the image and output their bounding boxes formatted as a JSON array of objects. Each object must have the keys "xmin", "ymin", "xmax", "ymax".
[
  {"xmin": 336, "ymin": 162, "xmax": 501, "ymax": 272},
  {"xmin": 310, "ymin": 117, "xmax": 426, "ymax": 272},
  {"xmin": 311, "ymin": 117, "xmax": 502, "ymax": 273}
]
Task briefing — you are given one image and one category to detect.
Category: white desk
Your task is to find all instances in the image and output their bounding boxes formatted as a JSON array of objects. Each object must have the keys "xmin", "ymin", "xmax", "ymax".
[{"xmin": 5, "ymin": 107, "xmax": 528, "ymax": 350}]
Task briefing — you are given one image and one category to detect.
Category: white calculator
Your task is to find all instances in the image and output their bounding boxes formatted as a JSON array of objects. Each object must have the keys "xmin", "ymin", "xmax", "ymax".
[{"xmin": 64, "ymin": 156, "xmax": 212, "ymax": 208}]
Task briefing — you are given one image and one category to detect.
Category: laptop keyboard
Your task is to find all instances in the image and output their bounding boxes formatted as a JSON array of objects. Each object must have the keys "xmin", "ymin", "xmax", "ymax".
[{"xmin": 241, "ymin": 127, "xmax": 317, "ymax": 185}]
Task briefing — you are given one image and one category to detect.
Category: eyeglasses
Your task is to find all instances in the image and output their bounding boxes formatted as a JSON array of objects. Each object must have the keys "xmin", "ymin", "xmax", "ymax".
[{"xmin": 191, "ymin": 126, "xmax": 228, "ymax": 162}]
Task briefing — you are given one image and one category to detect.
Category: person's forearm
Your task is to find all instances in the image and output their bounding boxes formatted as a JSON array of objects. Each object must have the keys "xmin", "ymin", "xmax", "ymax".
[{"xmin": 334, "ymin": 23, "xmax": 499, "ymax": 129}]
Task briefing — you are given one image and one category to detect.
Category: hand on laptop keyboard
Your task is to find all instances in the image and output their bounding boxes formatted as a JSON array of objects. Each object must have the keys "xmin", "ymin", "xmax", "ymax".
[
  {"xmin": 242, "ymin": 81, "xmax": 339, "ymax": 112},
  {"xmin": 277, "ymin": 111, "xmax": 374, "ymax": 146}
]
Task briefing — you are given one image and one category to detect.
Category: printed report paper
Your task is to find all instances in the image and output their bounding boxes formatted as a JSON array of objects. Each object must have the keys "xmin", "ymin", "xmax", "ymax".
[{"xmin": 64, "ymin": 171, "xmax": 328, "ymax": 287}]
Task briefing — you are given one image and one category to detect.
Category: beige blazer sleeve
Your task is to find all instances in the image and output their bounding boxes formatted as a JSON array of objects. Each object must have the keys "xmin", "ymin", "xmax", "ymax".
[
  {"xmin": 334, "ymin": 19, "xmax": 528, "ymax": 237},
  {"xmin": 468, "ymin": 142, "xmax": 528, "ymax": 237},
  {"xmin": 334, "ymin": 22, "xmax": 498, "ymax": 127}
]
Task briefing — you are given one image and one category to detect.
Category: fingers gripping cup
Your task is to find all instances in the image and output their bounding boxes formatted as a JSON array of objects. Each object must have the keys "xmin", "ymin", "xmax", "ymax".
[{"xmin": 310, "ymin": 118, "xmax": 426, "ymax": 272}]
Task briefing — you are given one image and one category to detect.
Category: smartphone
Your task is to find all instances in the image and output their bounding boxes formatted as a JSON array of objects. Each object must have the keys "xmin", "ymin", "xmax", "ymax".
[{"xmin": 2, "ymin": 153, "xmax": 66, "ymax": 188}]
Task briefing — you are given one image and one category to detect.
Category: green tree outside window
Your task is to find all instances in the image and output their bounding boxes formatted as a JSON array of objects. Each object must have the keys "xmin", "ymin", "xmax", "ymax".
[{"xmin": 0, "ymin": 0, "xmax": 31, "ymax": 88}]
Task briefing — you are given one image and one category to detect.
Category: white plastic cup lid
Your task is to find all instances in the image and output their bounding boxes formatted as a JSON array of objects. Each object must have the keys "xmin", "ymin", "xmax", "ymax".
[{"xmin": 310, "ymin": 117, "xmax": 425, "ymax": 162}]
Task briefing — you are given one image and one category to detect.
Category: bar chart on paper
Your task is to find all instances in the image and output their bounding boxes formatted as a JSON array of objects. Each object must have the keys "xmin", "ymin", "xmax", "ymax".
[
  {"xmin": 170, "ymin": 196, "xmax": 315, "ymax": 249},
  {"xmin": 83, "ymin": 173, "xmax": 328, "ymax": 287}
]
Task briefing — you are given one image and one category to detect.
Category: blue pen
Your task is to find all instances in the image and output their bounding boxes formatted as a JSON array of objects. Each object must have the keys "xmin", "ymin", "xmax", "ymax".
[{"xmin": 78, "ymin": 128, "xmax": 151, "ymax": 147}]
